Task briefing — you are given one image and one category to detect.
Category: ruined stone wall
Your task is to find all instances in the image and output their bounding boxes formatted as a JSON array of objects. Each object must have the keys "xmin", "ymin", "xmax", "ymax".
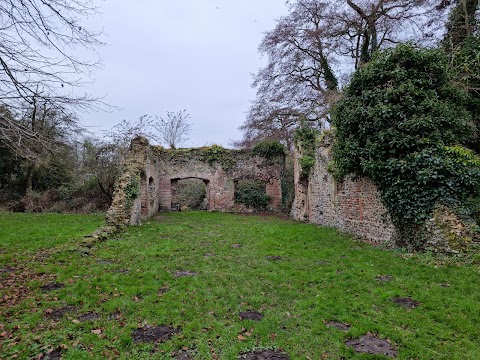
[
  {"xmin": 107, "ymin": 137, "xmax": 285, "ymax": 227},
  {"xmin": 291, "ymin": 136, "xmax": 396, "ymax": 244}
]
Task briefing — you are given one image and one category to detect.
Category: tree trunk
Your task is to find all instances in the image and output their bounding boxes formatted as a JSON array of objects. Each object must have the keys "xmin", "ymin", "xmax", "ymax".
[{"xmin": 26, "ymin": 163, "xmax": 35, "ymax": 192}]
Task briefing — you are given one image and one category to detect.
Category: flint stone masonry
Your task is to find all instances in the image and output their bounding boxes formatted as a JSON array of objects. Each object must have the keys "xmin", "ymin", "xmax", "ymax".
[
  {"xmin": 290, "ymin": 133, "xmax": 478, "ymax": 251},
  {"xmin": 291, "ymin": 134, "xmax": 396, "ymax": 244},
  {"xmin": 107, "ymin": 137, "xmax": 284, "ymax": 227}
]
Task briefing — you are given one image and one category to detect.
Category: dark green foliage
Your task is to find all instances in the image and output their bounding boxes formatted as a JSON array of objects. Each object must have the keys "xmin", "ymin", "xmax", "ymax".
[
  {"xmin": 447, "ymin": 35, "xmax": 480, "ymax": 152},
  {"xmin": 234, "ymin": 179, "xmax": 271, "ymax": 210},
  {"xmin": 0, "ymin": 145, "xmax": 74, "ymax": 197},
  {"xmin": 32, "ymin": 155, "xmax": 74, "ymax": 192},
  {"xmin": 332, "ymin": 44, "xmax": 478, "ymax": 246},
  {"xmin": 294, "ymin": 125, "xmax": 319, "ymax": 178},
  {"xmin": 252, "ymin": 140, "xmax": 286, "ymax": 159},
  {"xmin": 374, "ymin": 146, "xmax": 480, "ymax": 246},
  {"xmin": 320, "ymin": 52, "xmax": 338, "ymax": 91},
  {"xmin": 0, "ymin": 146, "xmax": 22, "ymax": 194},
  {"xmin": 463, "ymin": 194, "xmax": 480, "ymax": 225}
]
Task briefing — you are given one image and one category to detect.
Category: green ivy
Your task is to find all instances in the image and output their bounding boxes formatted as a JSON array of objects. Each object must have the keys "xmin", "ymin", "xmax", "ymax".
[
  {"xmin": 124, "ymin": 176, "xmax": 140, "ymax": 209},
  {"xmin": 199, "ymin": 145, "xmax": 236, "ymax": 170},
  {"xmin": 299, "ymin": 155, "xmax": 316, "ymax": 176},
  {"xmin": 294, "ymin": 125, "xmax": 319, "ymax": 178},
  {"xmin": 332, "ymin": 44, "xmax": 479, "ymax": 247},
  {"xmin": 234, "ymin": 179, "xmax": 271, "ymax": 210},
  {"xmin": 252, "ymin": 140, "xmax": 286, "ymax": 159}
]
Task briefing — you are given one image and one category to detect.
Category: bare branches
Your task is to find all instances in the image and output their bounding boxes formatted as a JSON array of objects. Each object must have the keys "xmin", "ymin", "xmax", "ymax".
[
  {"xmin": 444, "ymin": 0, "xmax": 479, "ymax": 51},
  {"xmin": 239, "ymin": 0, "xmax": 454, "ymax": 148},
  {"xmin": 242, "ymin": 0, "xmax": 339, "ymax": 148},
  {"xmin": 0, "ymin": 100, "xmax": 82, "ymax": 162},
  {"xmin": 153, "ymin": 110, "xmax": 192, "ymax": 149},
  {"xmin": 0, "ymin": 0, "xmax": 105, "ymax": 156},
  {"xmin": 333, "ymin": 0, "xmax": 446, "ymax": 66},
  {"xmin": 0, "ymin": 0, "xmax": 104, "ymax": 103}
]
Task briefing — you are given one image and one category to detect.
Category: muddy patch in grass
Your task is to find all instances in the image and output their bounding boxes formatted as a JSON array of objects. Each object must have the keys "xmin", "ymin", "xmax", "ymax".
[
  {"xmin": 266, "ymin": 256, "xmax": 283, "ymax": 261},
  {"xmin": 239, "ymin": 349, "xmax": 290, "ymax": 359},
  {"xmin": 175, "ymin": 270, "xmax": 197, "ymax": 278},
  {"xmin": 78, "ymin": 312, "xmax": 100, "ymax": 322},
  {"xmin": 158, "ymin": 287, "xmax": 170, "ymax": 296},
  {"xmin": 376, "ymin": 275, "xmax": 393, "ymax": 282},
  {"xmin": 392, "ymin": 297, "xmax": 419, "ymax": 308},
  {"xmin": 239, "ymin": 311, "xmax": 263, "ymax": 321},
  {"xmin": 108, "ymin": 311, "xmax": 123, "ymax": 321},
  {"xmin": 325, "ymin": 320, "xmax": 350, "ymax": 332},
  {"xmin": 39, "ymin": 347, "xmax": 63, "ymax": 360},
  {"xmin": 132, "ymin": 325, "xmax": 177, "ymax": 344},
  {"xmin": 45, "ymin": 305, "xmax": 77, "ymax": 320},
  {"xmin": 40, "ymin": 282, "xmax": 65, "ymax": 291},
  {"xmin": 232, "ymin": 244, "xmax": 242, "ymax": 249},
  {"xmin": 76, "ymin": 249, "xmax": 90, "ymax": 257},
  {"xmin": 172, "ymin": 349, "xmax": 196, "ymax": 359},
  {"xmin": 0, "ymin": 267, "xmax": 17, "ymax": 274},
  {"xmin": 97, "ymin": 260, "xmax": 115, "ymax": 265},
  {"xmin": 346, "ymin": 334, "xmax": 397, "ymax": 357}
]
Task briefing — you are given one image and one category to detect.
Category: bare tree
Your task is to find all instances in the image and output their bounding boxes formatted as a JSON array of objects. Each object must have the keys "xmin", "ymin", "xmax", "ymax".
[
  {"xmin": 81, "ymin": 115, "xmax": 157, "ymax": 201},
  {"xmin": 0, "ymin": 0, "xmax": 105, "ymax": 156},
  {"xmin": 80, "ymin": 112, "xmax": 191, "ymax": 201},
  {"xmin": 81, "ymin": 138, "xmax": 119, "ymax": 201},
  {"xmin": 104, "ymin": 115, "xmax": 156, "ymax": 156},
  {"xmin": 14, "ymin": 97, "xmax": 83, "ymax": 190},
  {"xmin": 153, "ymin": 110, "xmax": 192, "ymax": 149},
  {"xmin": 333, "ymin": 0, "xmax": 452, "ymax": 66},
  {"xmin": 235, "ymin": 100, "xmax": 302, "ymax": 150},
  {"xmin": 239, "ymin": 0, "xmax": 339, "ymax": 148},
  {"xmin": 238, "ymin": 0, "xmax": 452, "ymax": 148}
]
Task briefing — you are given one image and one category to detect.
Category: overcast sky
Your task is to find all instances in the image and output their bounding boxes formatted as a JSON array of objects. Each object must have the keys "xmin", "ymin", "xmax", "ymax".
[{"xmin": 80, "ymin": 1, "xmax": 288, "ymax": 148}]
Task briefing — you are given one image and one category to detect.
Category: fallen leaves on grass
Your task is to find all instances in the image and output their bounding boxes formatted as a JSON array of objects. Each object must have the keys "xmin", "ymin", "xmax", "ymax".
[{"xmin": 0, "ymin": 269, "xmax": 56, "ymax": 312}]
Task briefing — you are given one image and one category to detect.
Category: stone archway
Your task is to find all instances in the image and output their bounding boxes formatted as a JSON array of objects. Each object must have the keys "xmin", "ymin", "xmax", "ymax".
[{"xmin": 171, "ymin": 177, "xmax": 210, "ymax": 211}]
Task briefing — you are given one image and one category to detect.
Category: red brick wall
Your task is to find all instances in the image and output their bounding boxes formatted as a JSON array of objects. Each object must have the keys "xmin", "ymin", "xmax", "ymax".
[
  {"xmin": 107, "ymin": 137, "xmax": 285, "ymax": 226},
  {"xmin": 291, "ymin": 143, "xmax": 396, "ymax": 245}
]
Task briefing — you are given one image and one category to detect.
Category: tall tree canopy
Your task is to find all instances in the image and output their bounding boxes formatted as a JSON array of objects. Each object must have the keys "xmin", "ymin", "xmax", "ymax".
[{"xmin": 239, "ymin": 0, "xmax": 453, "ymax": 148}]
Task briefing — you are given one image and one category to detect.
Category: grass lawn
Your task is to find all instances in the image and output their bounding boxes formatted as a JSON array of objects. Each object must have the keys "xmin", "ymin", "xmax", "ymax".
[
  {"xmin": 0, "ymin": 212, "xmax": 105, "ymax": 263},
  {"xmin": 1, "ymin": 211, "xmax": 480, "ymax": 359}
]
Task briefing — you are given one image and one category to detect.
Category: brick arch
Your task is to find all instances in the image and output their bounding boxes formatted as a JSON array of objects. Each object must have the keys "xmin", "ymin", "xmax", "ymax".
[{"xmin": 170, "ymin": 177, "xmax": 210, "ymax": 211}]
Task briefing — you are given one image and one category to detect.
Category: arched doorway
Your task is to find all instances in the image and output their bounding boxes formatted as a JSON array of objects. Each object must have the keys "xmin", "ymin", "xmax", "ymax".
[{"xmin": 171, "ymin": 177, "xmax": 210, "ymax": 211}]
